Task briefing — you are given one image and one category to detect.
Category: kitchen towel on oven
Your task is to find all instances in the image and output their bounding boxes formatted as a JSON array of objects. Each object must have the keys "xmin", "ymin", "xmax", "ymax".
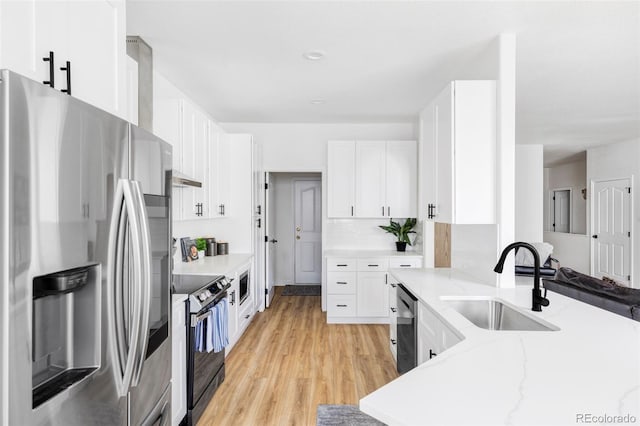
[
  {"xmin": 206, "ymin": 299, "xmax": 229, "ymax": 353},
  {"xmin": 195, "ymin": 311, "xmax": 212, "ymax": 352}
]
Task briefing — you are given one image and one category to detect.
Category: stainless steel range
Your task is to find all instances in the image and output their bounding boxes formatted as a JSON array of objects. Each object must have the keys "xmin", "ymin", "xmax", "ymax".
[{"xmin": 173, "ymin": 274, "xmax": 231, "ymax": 425}]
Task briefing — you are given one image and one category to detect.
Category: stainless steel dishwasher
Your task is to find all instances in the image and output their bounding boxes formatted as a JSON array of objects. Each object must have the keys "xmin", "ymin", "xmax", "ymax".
[{"xmin": 396, "ymin": 283, "xmax": 418, "ymax": 374}]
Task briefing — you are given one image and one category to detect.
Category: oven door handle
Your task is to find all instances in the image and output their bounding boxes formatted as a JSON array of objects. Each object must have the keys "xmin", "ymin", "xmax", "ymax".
[
  {"xmin": 191, "ymin": 310, "xmax": 212, "ymax": 327},
  {"xmin": 131, "ymin": 181, "xmax": 152, "ymax": 387},
  {"xmin": 107, "ymin": 179, "xmax": 143, "ymax": 397}
]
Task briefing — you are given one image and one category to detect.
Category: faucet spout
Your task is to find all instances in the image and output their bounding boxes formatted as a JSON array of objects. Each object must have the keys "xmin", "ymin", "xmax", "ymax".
[{"xmin": 494, "ymin": 242, "xmax": 549, "ymax": 312}]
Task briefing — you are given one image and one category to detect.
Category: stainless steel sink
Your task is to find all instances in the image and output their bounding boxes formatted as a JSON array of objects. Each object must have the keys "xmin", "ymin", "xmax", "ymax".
[{"xmin": 443, "ymin": 298, "xmax": 558, "ymax": 331}]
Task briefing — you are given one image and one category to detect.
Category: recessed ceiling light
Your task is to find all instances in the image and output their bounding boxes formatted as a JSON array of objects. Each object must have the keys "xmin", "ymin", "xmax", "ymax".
[
  {"xmin": 310, "ymin": 99, "xmax": 325, "ymax": 105},
  {"xmin": 303, "ymin": 50, "xmax": 325, "ymax": 61}
]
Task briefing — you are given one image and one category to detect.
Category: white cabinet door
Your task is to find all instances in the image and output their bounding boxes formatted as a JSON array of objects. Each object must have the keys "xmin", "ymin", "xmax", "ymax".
[
  {"xmin": 66, "ymin": 0, "xmax": 125, "ymax": 116},
  {"xmin": 356, "ymin": 272, "xmax": 388, "ymax": 317},
  {"xmin": 327, "ymin": 141, "xmax": 356, "ymax": 218},
  {"xmin": 171, "ymin": 299, "xmax": 187, "ymax": 425},
  {"xmin": 428, "ymin": 81, "xmax": 496, "ymax": 224},
  {"xmin": 0, "ymin": 0, "xmax": 39, "ymax": 81},
  {"xmin": 356, "ymin": 141, "xmax": 387, "ymax": 218},
  {"xmin": 419, "ymin": 105, "xmax": 437, "ymax": 220},
  {"xmin": 451, "ymin": 81, "xmax": 496, "ymax": 224},
  {"xmin": 385, "ymin": 140, "xmax": 417, "ymax": 218},
  {"xmin": 434, "ymin": 84, "xmax": 454, "ymax": 224},
  {"xmin": 180, "ymin": 101, "xmax": 209, "ymax": 220},
  {"xmin": 214, "ymin": 132, "xmax": 231, "ymax": 217}
]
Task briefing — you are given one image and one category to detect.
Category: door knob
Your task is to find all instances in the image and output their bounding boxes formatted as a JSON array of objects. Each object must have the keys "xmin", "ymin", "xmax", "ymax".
[{"xmin": 592, "ymin": 235, "xmax": 598, "ymax": 239}]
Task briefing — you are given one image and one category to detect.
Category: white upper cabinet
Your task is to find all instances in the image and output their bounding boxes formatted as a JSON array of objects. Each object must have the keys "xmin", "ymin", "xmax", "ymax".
[
  {"xmin": 355, "ymin": 141, "xmax": 387, "ymax": 218},
  {"xmin": 328, "ymin": 140, "xmax": 417, "ymax": 218},
  {"xmin": 212, "ymin": 131, "xmax": 231, "ymax": 217},
  {"xmin": 0, "ymin": 0, "xmax": 126, "ymax": 117},
  {"xmin": 181, "ymin": 103, "xmax": 209, "ymax": 220},
  {"xmin": 386, "ymin": 140, "xmax": 417, "ymax": 218},
  {"xmin": 422, "ymin": 80, "xmax": 496, "ymax": 224},
  {"xmin": 327, "ymin": 141, "xmax": 356, "ymax": 218}
]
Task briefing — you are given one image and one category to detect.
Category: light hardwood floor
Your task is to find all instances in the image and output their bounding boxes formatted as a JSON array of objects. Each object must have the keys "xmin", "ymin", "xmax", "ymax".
[{"xmin": 197, "ymin": 287, "xmax": 399, "ymax": 426}]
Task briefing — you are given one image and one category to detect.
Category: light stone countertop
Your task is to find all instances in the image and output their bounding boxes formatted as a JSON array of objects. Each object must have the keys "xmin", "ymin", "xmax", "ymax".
[
  {"xmin": 173, "ymin": 253, "xmax": 253, "ymax": 277},
  {"xmin": 360, "ymin": 268, "xmax": 640, "ymax": 426}
]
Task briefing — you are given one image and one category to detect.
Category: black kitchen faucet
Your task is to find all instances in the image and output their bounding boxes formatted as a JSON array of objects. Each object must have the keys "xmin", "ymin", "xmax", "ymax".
[{"xmin": 494, "ymin": 242, "xmax": 550, "ymax": 312}]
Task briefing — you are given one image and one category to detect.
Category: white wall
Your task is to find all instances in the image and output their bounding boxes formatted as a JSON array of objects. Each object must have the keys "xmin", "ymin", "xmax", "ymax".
[
  {"xmin": 543, "ymin": 231, "xmax": 590, "ymax": 275},
  {"xmin": 515, "ymin": 145, "xmax": 543, "ymax": 242},
  {"xmin": 587, "ymin": 139, "xmax": 640, "ymax": 287},
  {"xmin": 544, "ymin": 157, "xmax": 587, "ymax": 234}
]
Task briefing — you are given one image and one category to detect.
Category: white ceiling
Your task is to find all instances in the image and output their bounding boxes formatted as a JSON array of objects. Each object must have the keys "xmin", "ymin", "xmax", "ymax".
[{"xmin": 127, "ymin": 1, "xmax": 640, "ymax": 165}]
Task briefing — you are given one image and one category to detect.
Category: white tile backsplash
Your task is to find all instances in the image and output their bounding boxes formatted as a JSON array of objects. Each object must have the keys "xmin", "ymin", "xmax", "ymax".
[
  {"xmin": 325, "ymin": 219, "xmax": 422, "ymax": 253},
  {"xmin": 451, "ymin": 224, "xmax": 499, "ymax": 286}
]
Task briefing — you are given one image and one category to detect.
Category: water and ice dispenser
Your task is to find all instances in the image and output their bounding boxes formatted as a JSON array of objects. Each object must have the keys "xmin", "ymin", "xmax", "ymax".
[{"xmin": 31, "ymin": 264, "xmax": 100, "ymax": 408}]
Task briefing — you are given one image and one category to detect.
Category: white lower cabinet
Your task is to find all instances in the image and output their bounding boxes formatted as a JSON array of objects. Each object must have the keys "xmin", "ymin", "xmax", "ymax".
[
  {"xmin": 171, "ymin": 297, "xmax": 187, "ymax": 426},
  {"xmin": 417, "ymin": 301, "xmax": 462, "ymax": 364},
  {"xmin": 326, "ymin": 255, "xmax": 421, "ymax": 323},
  {"xmin": 356, "ymin": 272, "xmax": 388, "ymax": 317},
  {"xmin": 327, "ymin": 294, "xmax": 357, "ymax": 317}
]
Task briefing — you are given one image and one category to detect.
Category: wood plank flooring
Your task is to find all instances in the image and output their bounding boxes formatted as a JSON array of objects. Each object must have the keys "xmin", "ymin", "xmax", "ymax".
[{"xmin": 197, "ymin": 287, "xmax": 399, "ymax": 426}]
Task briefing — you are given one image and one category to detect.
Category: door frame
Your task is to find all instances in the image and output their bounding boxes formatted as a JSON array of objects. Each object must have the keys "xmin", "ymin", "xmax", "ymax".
[
  {"xmin": 549, "ymin": 187, "xmax": 573, "ymax": 233},
  {"xmin": 292, "ymin": 177, "xmax": 322, "ymax": 285},
  {"xmin": 589, "ymin": 176, "xmax": 634, "ymax": 284},
  {"xmin": 262, "ymin": 170, "xmax": 325, "ymax": 309}
]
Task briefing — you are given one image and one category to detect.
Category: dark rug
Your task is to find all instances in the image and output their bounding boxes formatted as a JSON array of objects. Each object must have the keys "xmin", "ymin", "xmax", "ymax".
[
  {"xmin": 281, "ymin": 285, "xmax": 321, "ymax": 296},
  {"xmin": 316, "ymin": 405, "xmax": 385, "ymax": 426}
]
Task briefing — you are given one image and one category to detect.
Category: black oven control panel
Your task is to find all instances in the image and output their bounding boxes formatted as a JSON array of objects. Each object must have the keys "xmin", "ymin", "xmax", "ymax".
[{"xmin": 187, "ymin": 277, "xmax": 231, "ymax": 313}]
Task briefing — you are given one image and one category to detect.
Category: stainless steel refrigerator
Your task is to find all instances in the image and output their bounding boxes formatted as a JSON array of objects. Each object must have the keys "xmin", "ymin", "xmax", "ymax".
[{"xmin": 0, "ymin": 70, "xmax": 172, "ymax": 425}]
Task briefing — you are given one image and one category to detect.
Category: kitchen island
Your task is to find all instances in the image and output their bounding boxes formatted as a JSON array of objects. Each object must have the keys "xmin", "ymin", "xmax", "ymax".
[{"xmin": 360, "ymin": 268, "xmax": 640, "ymax": 425}]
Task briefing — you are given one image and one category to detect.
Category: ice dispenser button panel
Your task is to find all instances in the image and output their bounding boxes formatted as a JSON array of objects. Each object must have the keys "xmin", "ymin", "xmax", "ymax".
[{"xmin": 32, "ymin": 264, "xmax": 101, "ymax": 409}]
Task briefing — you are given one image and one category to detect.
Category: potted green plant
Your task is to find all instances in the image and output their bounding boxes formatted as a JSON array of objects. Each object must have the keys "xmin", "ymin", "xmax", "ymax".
[
  {"xmin": 195, "ymin": 238, "xmax": 207, "ymax": 258},
  {"xmin": 378, "ymin": 218, "xmax": 417, "ymax": 252}
]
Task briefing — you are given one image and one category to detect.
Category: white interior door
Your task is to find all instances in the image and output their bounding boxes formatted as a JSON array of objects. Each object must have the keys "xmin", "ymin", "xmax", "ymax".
[
  {"xmin": 592, "ymin": 179, "xmax": 632, "ymax": 285},
  {"xmin": 294, "ymin": 179, "xmax": 322, "ymax": 284},
  {"xmin": 265, "ymin": 173, "xmax": 276, "ymax": 307},
  {"xmin": 553, "ymin": 189, "xmax": 571, "ymax": 233}
]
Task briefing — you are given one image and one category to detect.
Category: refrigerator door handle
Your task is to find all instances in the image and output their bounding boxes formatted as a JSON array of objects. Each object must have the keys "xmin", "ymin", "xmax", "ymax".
[
  {"xmin": 107, "ymin": 179, "xmax": 143, "ymax": 397},
  {"xmin": 130, "ymin": 181, "xmax": 152, "ymax": 387}
]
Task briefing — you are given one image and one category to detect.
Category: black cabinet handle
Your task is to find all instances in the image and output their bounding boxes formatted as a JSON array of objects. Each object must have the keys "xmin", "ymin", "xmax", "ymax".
[
  {"xmin": 390, "ymin": 283, "xmax": 397, "ymax": 288},
  {"xmin": 244, "ymin": 314, "xmax": 250, "ymax": 319},
  {"xmin": 230, "ymin": 290, "xmax": 236, "ymax": 306},
  {"xmin": 351, "ymin": 206, "xmax": 354, "ymax": 216},
  {"xmin": 382, "ymin": 206, "xmax": 385, "ymax": 216},
  {"xmin": 592, "ymin": 235, "xmax": 598, "ymax": 239},
  {"xmin": 390, "ymin": 339, "xmax": 396, "ymax": 345},
  {"xmin": 387, "ymin": 206, "xmax": 390, "ymax": 216},
  {"xmin": 257, "ymin": 218, "xmax": 261, "ymax": 228},
  {"xmin": 60, "ymin": 61, "xmax": 71, "ymax": 95},
  {"xmin": 368, "ymin": 264, "xmax": 379, "ymax": 267},
  {"xmin": 336, "ymin": 304, "xmax": 347, "ymax": 307},
  {"xmin": 390, "ymin": 307, "xmax": 397, "ymax": 313},
  {"xmin": 336, "ymin": 281, "xmax": 348, "ymax": 285},
  {"xmin": 429, "ymin": 349, "xmax": 437, "ymax": 359},
  {"xmin": 337, "ymin": 264, "xmax": 348, "ymax": 267},
  {"xmin": 42, "ymin": 51, "xmax": 54, "ymax": 88},
  {"xmin": 222, "ymin": 204, "xmax": 225, "ymax": 215},
  {"xmin": 428, "ymin": 203, "xmax": 435, "ymax": 219},
  {"xmin": 400, "ymin": 264, "xmax": 411, "ymax": 267}
]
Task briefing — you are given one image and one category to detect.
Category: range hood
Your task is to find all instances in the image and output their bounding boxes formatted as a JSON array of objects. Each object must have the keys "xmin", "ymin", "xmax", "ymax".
[{"xmin": 172, "ymin": 171, "xmax": 202, "ymax": 188}]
